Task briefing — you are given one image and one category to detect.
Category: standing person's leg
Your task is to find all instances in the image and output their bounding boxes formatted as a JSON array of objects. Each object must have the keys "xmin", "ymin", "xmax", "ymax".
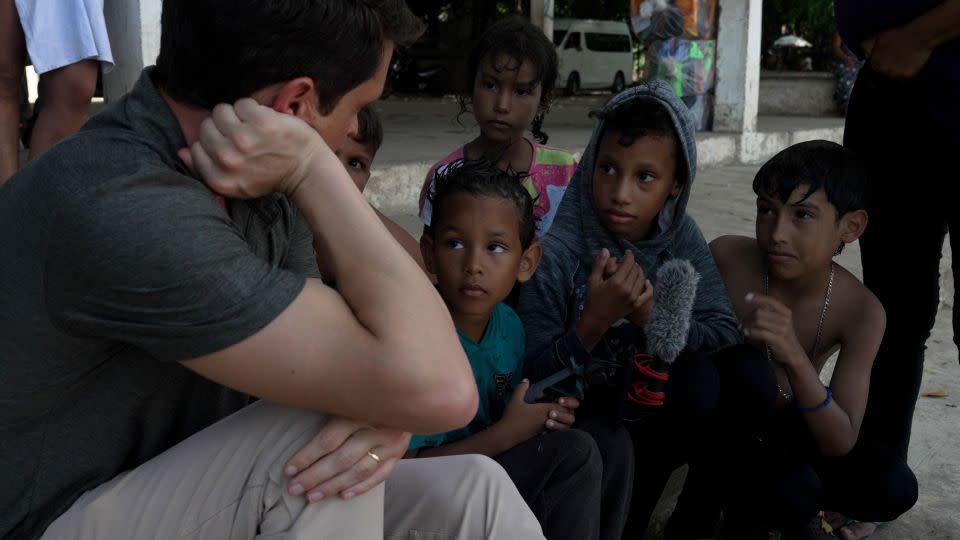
[
  {"xmin": 385, "ymin": 454, "xmax": 547, "ymax": 540},
  {"xmin": 574, "ymin": 415, "xmax": 635, "ymax": 540},
  {"xmin": 490, "ymin": 429, "xmax": 603, "ymax": 540},
  {"xmin": 845, "ymin": 66, "xmax": 948, "ymax": 459},
  {"xmin": 27, "ymin": 59, "xmax": 98, "ymax": 159},
  {"xmin": 0, "ymin": 0, "xmax": 26, "ymax": 182}
]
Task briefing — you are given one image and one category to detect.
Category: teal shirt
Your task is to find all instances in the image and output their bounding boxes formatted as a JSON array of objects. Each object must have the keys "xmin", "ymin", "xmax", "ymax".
[{"xmin": 410, "ymin": 303, "xmax": 525, "ymax": 450}]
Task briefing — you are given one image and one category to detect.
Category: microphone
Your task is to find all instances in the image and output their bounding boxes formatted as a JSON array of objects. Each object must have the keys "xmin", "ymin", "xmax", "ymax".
[{"xmin": 624, "ymin": 258, "xmax": 700, "ymax": 421}]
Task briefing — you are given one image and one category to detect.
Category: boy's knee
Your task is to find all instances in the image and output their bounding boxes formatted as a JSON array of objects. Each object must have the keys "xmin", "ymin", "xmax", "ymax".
[
  {"xmin": 715, "ymin": 344, "xmax": 777, "ymax": 412},
  {"xmin": 548, "ymin": 430, "xmax": 602, "ymax": 481},
  {"xmin": 665, "ymin": 352, "xmax": 720, "ymax": 418}
]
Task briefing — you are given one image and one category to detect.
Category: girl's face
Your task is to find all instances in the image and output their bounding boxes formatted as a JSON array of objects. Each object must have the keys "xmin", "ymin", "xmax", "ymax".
[{"xmin": 471, "ymin": 53, "xmax": 543, "ymax": 146}]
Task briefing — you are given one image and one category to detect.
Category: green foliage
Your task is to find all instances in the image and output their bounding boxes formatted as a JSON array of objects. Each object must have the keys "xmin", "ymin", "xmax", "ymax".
[{"xmin": 762, "ymin": 0, "xmax": 836, "ymax": 68}]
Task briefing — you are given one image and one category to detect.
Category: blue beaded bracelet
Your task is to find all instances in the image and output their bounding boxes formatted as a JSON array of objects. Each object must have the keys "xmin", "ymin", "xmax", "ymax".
[{"xmin": 794, "ymin": 387, "xmax": 833, "ymax": 414}]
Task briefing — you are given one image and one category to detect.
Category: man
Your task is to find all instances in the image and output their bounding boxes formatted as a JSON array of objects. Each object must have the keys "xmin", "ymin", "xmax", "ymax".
[{"xmin": 0, "ymin": 1, "xmax": 545, "ymax": 538}]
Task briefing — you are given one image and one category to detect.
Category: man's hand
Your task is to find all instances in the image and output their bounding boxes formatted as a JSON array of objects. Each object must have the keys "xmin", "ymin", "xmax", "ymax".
[
  {"xmin": 499, "ymin": 380, "xmax": 568, "ymax": 443},
  {"xmin": 178, "ymin": 98, "xmax": 333, "ymax": 199},
  {"xmin": 283, "ymin": 416, "xmax": 410, "ymax": 502},
  {"xmin": 863, "ymin": 25, "xmax": 933, "ymax": 80},
  {"xmin": 742, "ymin": 293, "xmax": 806, "ymax": 366}
]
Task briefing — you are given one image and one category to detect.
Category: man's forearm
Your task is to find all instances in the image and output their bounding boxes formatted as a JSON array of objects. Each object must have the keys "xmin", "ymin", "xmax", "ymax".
[
  {"xmin": 909, "ymin": 0, "xmax": 960, "ymax": 49},
  {"xmin": 290, "ymin": 159, "xmax": 469, "ymax": 396}
]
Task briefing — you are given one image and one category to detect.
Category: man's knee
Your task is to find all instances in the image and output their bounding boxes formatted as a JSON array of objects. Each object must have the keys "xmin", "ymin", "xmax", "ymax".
[{"xmin": 43, "ymin": 61, "xmax": 98, "ymax": 108}]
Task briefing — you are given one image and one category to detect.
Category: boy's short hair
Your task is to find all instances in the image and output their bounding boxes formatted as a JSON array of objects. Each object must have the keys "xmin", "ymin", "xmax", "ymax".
[
  {"xmin": 355, "ymin": 106, "xmax": 384, "ymax": 153},
  {"xmin": 752, "ymin": 140, "xmax": 866, "ymax": 218},
  {"xmin": 590, "ymin": 98, "xmax": 686, "ymax": 185},
  {"xmin": 155, "ymin": 0, "xmax": 424, "ymax": 113},
  {"xmin": 427, "ymin": 157, "xmax": 538, "ymax": 250}
]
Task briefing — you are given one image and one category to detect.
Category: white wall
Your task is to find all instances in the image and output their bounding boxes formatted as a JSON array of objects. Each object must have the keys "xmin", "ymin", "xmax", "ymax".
[
  {"xmin": 714, "ymin": 0, "xmax": 762, "ymax": 132},
  {"xmin": 102, "ymin": 0, "xmax": 162, "ymax": 102}
]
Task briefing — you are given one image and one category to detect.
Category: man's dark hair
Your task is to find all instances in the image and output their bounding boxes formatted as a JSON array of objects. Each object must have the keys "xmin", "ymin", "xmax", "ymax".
[
  {"xmin": 155, "ymin": 0, "xmax": 424, "ymax": 113},
  {"xmin": 427, "ymin": 157, "xmax": 538, "ymax": 250},
  {"xmin": 591, "ymin": 96, "xmax": 686, "ymax": 185},
  {"xmin": 355, "ymin": 106, "xmax": 384, "ymax": 153},
  {"xmin": 752, "ymin": 140, "xmax": 866, "ymax": 218},
  {"xmin": 457, "ymin": 16, "xmax": 559, "ymax": 144}
]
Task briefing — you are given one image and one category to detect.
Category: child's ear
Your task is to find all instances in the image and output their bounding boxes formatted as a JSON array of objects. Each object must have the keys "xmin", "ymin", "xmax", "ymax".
[
  {"xmin": 839, "ymin": 209, "xmax": 868, "ymax": 244},
  {"xmin": 419, "ymin": 232, "xmax": 437, "ymax": 274},
  {"xmin": 517, "ymin": 240, "xmax": 543, "ymax": 283}
]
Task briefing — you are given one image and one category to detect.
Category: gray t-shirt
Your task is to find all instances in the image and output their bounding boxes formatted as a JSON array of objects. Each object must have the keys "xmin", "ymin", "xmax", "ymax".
[{"xmin": 0, "ymin": 69, "xmax": 320, "ymax": 539}]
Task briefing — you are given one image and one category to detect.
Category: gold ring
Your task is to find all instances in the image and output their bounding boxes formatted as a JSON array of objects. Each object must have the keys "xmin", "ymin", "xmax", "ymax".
[{"xmin": 366, "ymin": 450, "xmax": 382, "ymax": 465}]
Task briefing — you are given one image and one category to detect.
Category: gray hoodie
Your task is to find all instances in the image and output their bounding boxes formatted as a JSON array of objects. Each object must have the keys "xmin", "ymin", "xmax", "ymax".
[{"xmin": 517, "ymin": 81, "xmax": 740, "ymax": 382}]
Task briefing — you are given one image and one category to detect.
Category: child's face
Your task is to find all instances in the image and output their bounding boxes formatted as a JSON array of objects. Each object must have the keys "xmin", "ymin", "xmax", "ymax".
[
  {"xmin": 472, "ymin": 53, "xmax": 543, "ymax": 146},
  {"xmin": 592, "ymin": 131, "xmax": 680, "ymax": 242},
  {"xmin": 755, "ymin": 186, "xmax": 863, "ymax": 280},
  {"xmin": 335, "ymin": 136, "xmax": 376, "ymax": 192},
  {"xmin": 423, "ymin": 193, "xmax": 538, "ymax": 323}
]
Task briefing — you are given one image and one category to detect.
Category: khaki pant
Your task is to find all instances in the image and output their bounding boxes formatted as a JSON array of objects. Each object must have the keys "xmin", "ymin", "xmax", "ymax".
[{"xmin": 42, "ymin": 401, "xmax": 545, "ymax": 539}]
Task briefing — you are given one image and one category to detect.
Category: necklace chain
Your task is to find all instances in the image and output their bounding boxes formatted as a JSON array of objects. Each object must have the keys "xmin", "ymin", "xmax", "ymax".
[{"xmin": 762, "ymin": 262, "xmax": 835, "ymax": 402}]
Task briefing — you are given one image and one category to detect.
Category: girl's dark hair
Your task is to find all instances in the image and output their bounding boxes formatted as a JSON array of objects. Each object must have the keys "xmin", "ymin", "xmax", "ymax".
[
  {"xmin": 752, "ymin": 140, "xmax": 866, "ymax": 219},
  {"xmin": 457, "ymin": 16, "xmax": 559, "ymax": 144},
  {"xmin": 156, "ymin": 0, "xmax": 424, "ymax": 113},
  {"xmin": 427, "ymin": 156, "xmax": 538, "ymax": 250}
]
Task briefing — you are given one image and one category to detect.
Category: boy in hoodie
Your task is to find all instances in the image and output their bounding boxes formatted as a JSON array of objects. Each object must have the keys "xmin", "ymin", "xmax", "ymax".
[{"xmin": 518, "ymin": 82, "xmax": 743, "ymax": 538}]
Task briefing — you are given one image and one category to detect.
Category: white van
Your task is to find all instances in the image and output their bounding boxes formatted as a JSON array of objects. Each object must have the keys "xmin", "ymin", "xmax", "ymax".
[{"xmin": 553, "ymin": 19, "xmax": 634, "ymax": 95}]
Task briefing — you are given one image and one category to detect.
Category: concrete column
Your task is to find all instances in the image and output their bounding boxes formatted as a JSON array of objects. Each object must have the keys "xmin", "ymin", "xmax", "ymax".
[
  {"xmin": 102, "ymin": 0, "xmax": 162, "ymax": 102},
  {"xmin": 529, "ymin": 0, "xmax": 555, "ymax": 40},
  {"xmin": 714, "ymin": 0, "xmax": 762, "ymax": 132}
]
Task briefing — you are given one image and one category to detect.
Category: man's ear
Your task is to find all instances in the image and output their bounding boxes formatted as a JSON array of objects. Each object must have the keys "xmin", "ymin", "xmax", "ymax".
[
  {"xmin": 268, "ymin": 77, "xmax": 317, "ymax": 118},
  {"xmin": 839, "ymin": 209, "xmax": 868, "ymax": 244},
  {"xmin": 517, "ymin": 240, "xmax": 543, "ymax": 283},
  {"xmin": 419, "ymin": 232, "xmax": 436, "ymax": 275}
]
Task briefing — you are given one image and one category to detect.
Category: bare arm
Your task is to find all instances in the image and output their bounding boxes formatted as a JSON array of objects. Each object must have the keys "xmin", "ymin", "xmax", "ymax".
[
  {"xmin": 373, "ymin": 206, "xmax": 426, "ymax": 272},
  {"xmin": 864, "ymin": 0, "xmax": 960, "ymax": 79},
  {"xmin": 744, "ymin": 294, "xmax": 883, "ymax": 456},
  {"xmin": 180, "ymin": 100, "xmax": 477, "ymax": 434}
]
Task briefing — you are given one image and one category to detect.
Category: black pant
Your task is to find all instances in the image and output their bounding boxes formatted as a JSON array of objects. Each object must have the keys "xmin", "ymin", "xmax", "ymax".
[
  {"xmin": 666, "ymin": 345, "xmax": 778, "ymax": 538},
  {"xmin": 844, "ymin": 65, "xmax": 959, "ymax": 458},
  {"xmin": 668, "ymin": 348, "xmax": 918, "ymax": 538},
  {"xmin": 494, "ymin": 429, "xmax": 604, "ymax": 540},
  {"xmin": 578, "ymin": 346, "xmax": 774, "ymax": 539},
  {"xmin": 722, "ymin": 416, "xmax": 918, "ymax": 538}
]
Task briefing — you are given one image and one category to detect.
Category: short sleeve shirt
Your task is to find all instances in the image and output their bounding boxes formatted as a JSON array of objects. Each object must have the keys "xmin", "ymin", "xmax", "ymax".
[
  {"xmin": 0, "ymin": 68, "xmax": 319, "ymax": 539},
  {"xmin": 409, "ymin": 303, "xmax": 526, "ymax": 450}
]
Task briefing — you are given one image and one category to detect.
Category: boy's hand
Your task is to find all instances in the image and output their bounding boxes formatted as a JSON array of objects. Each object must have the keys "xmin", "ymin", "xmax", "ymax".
[
  {"xmin": 501, "ymin": 380, "xmax": 569, "ymax": 442},
  {"xmin": 282, "ymin": 416, "xmax": 411, "ymax": 502},
  {"xmin": 742, "ymin": 293, "xmax": 806, "ymax": 366},
  {"xmin": 545, "ymin": 396, "xmax": 580, "ymax": 431},
  {"xmin": 178, "ymin": 98, "xmax": 334, "ymax": 199},
  {"xmin": 626, "ymin": 280, "xmax": 655, "ymax": 328},
  {"xmin": 582, "ymin": 249, "xmax": 647, "ymax": 331}
]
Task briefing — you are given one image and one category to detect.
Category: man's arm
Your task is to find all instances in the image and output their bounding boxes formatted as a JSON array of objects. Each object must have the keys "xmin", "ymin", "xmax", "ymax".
[
  {"xmin": 181, "ymin": 100, "xmax": 476, "ymax": 434},
  {"xmin": 373, "ymin": 206, "xmax": 426, "ymax": 272}
]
